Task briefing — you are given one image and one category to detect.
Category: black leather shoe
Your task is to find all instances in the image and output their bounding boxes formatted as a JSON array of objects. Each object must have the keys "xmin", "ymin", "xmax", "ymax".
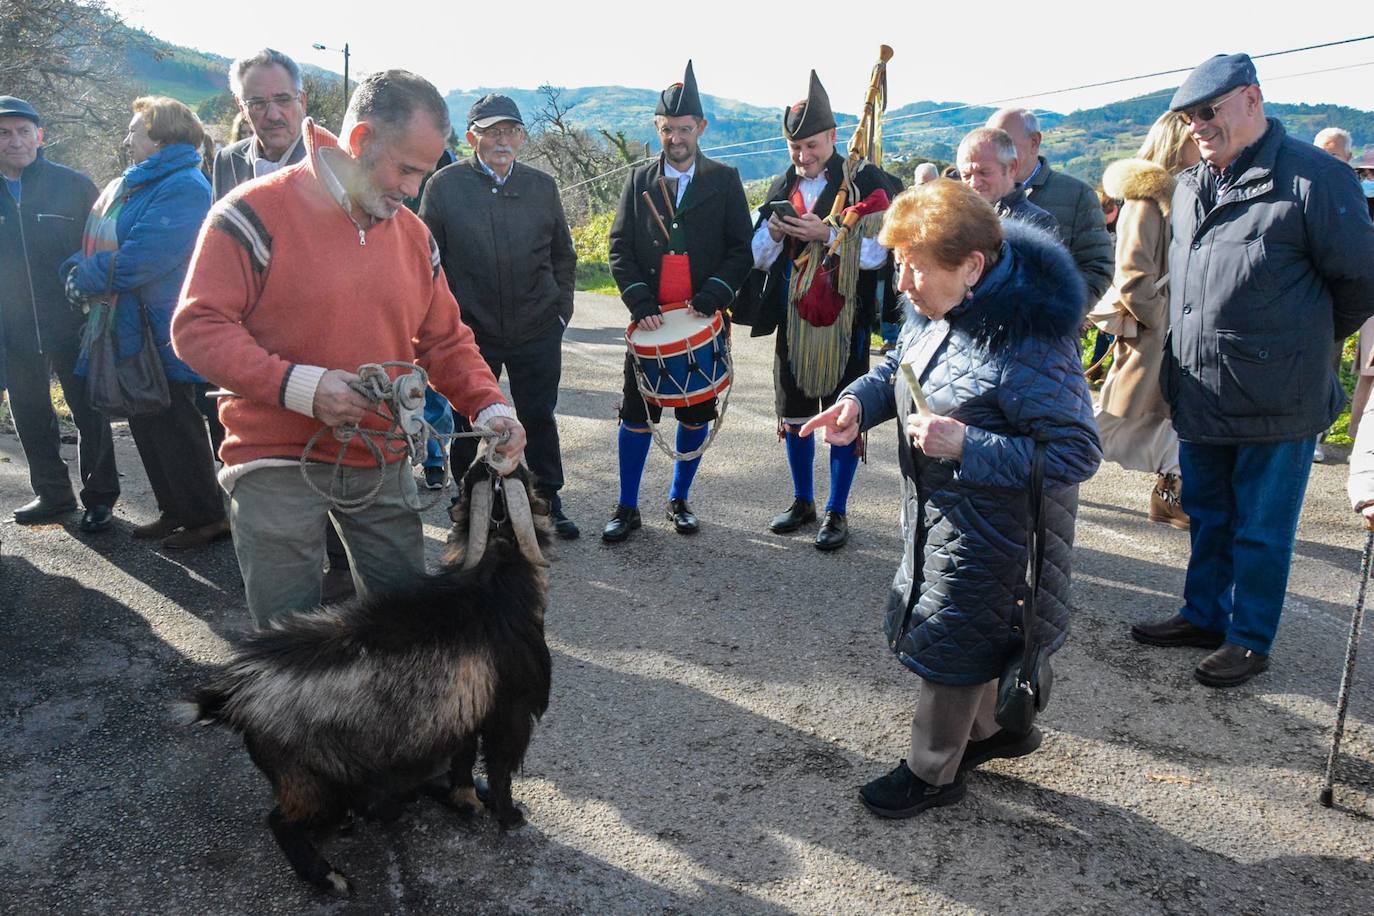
[
  {"xmin": 14, "ymin": 495, "xmax": 77, "ymax": 525},
  {"xmin": 666, "ymin": 498, "xmax": 698, "ymax": 534},
  {"xmin": 1130, "ymin": 613, "xmax": 1225, "ymax": 649},
  {"xmin": 602, "ymin": 504, "xmax": 642, "ymax": 543},
  {"xmin": 79, "ymin": 505, "xmax": 114, "ymax": 533},
  {"xmin": 959, "ymin": 726, "xmax": 1043, "ymax": 772},
  {"xmin": 1194, "ymin": 642, "xmax": 1269, "ymax": 688},
  {"xmin": 859, "ymin": 760, "xmax": 966, "ymax": 819},
  {"xmin": 815, "ymin": 511, "xmax": 849, "ymax": 551},
  {"xmin": 552, "ymin": 509, "xmax": 580, "ymax": 541},
  {"xmin": 769, "ymin": 499, "xmax": 816, "ymax": 534}
]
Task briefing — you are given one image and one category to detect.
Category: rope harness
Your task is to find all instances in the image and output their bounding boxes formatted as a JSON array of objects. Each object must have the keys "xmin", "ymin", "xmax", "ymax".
[{"xmin": 297, "ymin": 362, "xmax": 507, "ymax": 514}]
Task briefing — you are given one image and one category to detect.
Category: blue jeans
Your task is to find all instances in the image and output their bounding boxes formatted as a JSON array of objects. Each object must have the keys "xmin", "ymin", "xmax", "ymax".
[
  {"xmin": 423, "ymin": 387, "xmax": 454, "ymax": 469},
  {"xmin": 1177, "ymin": 438, "xmax": 1314, "ymax": 654}
]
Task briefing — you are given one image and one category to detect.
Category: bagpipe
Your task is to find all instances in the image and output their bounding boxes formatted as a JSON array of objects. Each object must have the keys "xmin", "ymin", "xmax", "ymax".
[{"xmin": 787, "ymin": 46, "xmax": 894, "ymax": 400}]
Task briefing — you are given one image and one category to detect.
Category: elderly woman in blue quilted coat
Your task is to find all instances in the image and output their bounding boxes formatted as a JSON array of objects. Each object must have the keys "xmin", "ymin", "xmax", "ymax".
[
  {"xmin": 803, "ymin": 180, "xmax": 1101, "ymax": 817},
  {"xmin": 63, "ymin": 97, "xmax": 227, "ymax": 549}
]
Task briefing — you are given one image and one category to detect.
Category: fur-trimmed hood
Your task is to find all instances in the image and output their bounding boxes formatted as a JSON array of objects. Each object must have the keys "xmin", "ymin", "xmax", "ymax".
[
  {"xmin": 937, "ymin": 219, "xmax": 1087, "ymax": 353},
  {"xmin": 1103, "ymin": 157, "xmax": 1175, "ymax": 216}
]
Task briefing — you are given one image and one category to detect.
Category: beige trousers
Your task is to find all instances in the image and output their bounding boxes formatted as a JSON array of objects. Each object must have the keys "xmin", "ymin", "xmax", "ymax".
[{"xmin": 908, "ymin": 678, "xmax": 1000, "ymax": 786}]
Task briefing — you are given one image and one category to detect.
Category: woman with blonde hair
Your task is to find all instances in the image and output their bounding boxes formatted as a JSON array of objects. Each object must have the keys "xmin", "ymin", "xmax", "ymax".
[
  {"xmin": 803, "ymin": 180, "xmax": 1100, "ymax": 816},
  {"xmin": 63, "ymin": 96, "xmax": 227, "ymax": 548},
  {"xmin": 1092, "ymin": 111, "xmax": 1199, "ymax": 528}
]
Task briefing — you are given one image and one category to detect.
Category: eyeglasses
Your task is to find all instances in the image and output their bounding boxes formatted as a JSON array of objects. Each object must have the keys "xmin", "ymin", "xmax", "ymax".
[
  {"xmin": 472, "ymin": 126, "xmax": 523, "ymax": 140},
  {"xmin": 1180, "ymin": 87, "xmax": 1246, "ymax": 125},
  {"xmin": 242, "ymin": 93, "xmax": 301, "ymax": 114}
]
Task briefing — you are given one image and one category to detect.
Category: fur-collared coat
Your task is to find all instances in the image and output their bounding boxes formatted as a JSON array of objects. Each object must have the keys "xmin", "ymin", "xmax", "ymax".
[
  {"xmin": 843, "ymin": 222, "xmax": 1101, "ymax": 685},
  {"xmin": 1098, "ymin": 158, "xmax": 1174, "ymax": 422}
]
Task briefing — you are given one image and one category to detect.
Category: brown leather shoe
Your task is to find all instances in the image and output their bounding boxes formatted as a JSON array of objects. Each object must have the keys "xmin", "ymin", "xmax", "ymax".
[
  {"xmin": 1148, "ymin": 474, "xmax": 1190, "ymax": 530},
  {"xmin": 161, "ymin": 517, "xmax": 231, "ymax": 550},
  {"xmin": 1130, "ymin": 613, "xmax": 1225, "ymax": 649},
  {"xmin": 1195, "ymin": 642, "xmax": 1269, "ymax": 688},
  {"xmin": 132, "ymin": 515, "xmax": 181, "ymax": 540}
]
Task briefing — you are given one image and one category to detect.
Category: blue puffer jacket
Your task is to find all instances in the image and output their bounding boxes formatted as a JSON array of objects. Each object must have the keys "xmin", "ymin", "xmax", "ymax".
[
  {"xmin": 65, "ymin": 144, "xmax": 211, "ymax": 383},
  {"xmin": 844, "ymin": 221, "xmax": 1101, "ymax": 685}
]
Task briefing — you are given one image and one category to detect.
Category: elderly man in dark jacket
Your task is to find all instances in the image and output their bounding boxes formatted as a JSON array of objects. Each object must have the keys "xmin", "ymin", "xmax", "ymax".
[
  {"xmin": 988, "ymin": 108, "xmax": 1114, "ymax": 303},
  {"xmin": 0, "ymin": 96, "xmax": 118, "ymax": 531},
  {"xmin": 957, "ymin": 127, "xmax": 1058, "ymax": 234},
  {"xmin": 419, "ymin": 94, "xmax": 579, "ymax": 538},
  {"xmin": 1131, "ymin": 54, "xmax": 1374, "ymax": 687}
]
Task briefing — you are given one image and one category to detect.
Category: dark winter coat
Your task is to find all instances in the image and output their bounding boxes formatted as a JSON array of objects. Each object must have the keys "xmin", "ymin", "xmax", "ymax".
[
  {"xmin": 66, "ymin": 144, "xmax": 212, "ymax": 383},
  {"xmin": 843, "ymin": 221, "xmax": 1101, "ymax": 685},
  {"xmin": 608, "ymin": 153, "xmax": 754, "ymax": 321},
  {"xmin": 734, "ymin": 152, "xmax": 897, "ymax": 338},
  {"xmin": 1023, "ymin": 156, "xmax": 1114, "ymax": 303},
  {"xmin": 1163, "ymin": 119, "xmax": 1374, "ymax": 445},
  {"xmin": 995, "ymin": 184, "xmax": 1059, "ymax": 236},
  {"xmin": 0, "ymin": 151, "xmax": 98, "ymax": 355},
  {"xmin": 419, "ymin": 157, "xmax": 576, "ymax": 346}
]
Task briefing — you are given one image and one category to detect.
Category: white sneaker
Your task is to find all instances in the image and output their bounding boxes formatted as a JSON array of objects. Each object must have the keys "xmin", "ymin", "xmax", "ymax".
[{"xmin": 1313, "ymin": 442, "xmax": 1327, "ymax": 463}]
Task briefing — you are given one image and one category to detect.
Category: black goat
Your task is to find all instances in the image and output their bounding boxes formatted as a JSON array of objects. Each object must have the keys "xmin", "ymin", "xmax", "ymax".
[{"xmin": 182, "ymin": 461, "xmax": 552, "ymax": 895}]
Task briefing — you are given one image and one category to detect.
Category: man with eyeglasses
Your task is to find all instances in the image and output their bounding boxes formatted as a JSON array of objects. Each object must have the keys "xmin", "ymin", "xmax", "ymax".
[
  {"xmin": 1130, "ymin": 52, "xmax": 1374, "ymax": 688},
  {"xmin": 603, "ymin": 61, "xmax": 753, "ymax": 543},
  {"xmin": 418, "ymin": 94, "xmax": 580, "ymax": 539},
  {"xmin": 211, "ymin": 48, "xmax": 309, "ymax": 200}
]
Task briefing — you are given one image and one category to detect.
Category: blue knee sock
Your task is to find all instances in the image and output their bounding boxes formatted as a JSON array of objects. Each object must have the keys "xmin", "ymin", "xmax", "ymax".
[
  {"xmin": 617, "ymin": 425, "xmax": 653, "ymax": 509},
  {"xmin": 825, "ymin": 438, "xmax": 861, "ymax": 514},
  {"xmin": 669, "ymin": 424, "xmax": 709, "ymax": 501},
  {"xmin": 784, "ymin": 428, "xmax": 815, "ymax": 503}
]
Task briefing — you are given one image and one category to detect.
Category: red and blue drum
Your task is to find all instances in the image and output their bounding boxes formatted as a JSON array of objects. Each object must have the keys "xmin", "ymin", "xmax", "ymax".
[{"xmin": 626, "ymin": 303, "xmax": 731, "ymax": 408}]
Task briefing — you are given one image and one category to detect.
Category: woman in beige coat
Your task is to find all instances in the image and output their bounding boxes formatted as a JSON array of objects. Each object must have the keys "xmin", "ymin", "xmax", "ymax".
[{"xmin": 1094, "ymin": 113, "xmax": 1198, "ymax": 529}]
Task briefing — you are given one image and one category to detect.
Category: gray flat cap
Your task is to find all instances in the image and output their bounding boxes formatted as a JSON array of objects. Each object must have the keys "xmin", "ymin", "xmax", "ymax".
[{"xmin": 1170, "ymin": 53, "xmax": 1259, "ymax": 112}]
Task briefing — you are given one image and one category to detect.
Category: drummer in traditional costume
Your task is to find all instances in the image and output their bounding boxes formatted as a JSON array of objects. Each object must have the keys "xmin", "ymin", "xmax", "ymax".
[
  {"xmin": 603, "ymin": 61, "xmax": 754, "ymax": 543},
  {"xmin": 747, "ymin": 71, "xmax": 894, "ymax": 551}
]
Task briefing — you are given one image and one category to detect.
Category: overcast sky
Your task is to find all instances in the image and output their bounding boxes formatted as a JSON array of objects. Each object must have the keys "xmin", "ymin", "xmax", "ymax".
[{"xmin": 109, "ymin": 0, "xmax": 1372, "ymax": 117}]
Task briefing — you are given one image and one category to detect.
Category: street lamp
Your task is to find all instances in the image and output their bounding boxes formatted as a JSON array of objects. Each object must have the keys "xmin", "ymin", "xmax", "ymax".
[{"xmin": 311, "ymin": 42, "xmax": 350, "ymax": 107}]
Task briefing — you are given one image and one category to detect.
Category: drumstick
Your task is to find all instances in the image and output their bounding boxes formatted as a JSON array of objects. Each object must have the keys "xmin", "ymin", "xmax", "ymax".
[
  {"xmin": 899, "ymin": 361, "xmax": 932, "ymax": 415},
  {"xmin": 642, "ymin": 191, "xmax": 671, "ymax": 244},
  {"xmin": 657, "ymin": 176, "xmax": 677, "ymax": 221}
]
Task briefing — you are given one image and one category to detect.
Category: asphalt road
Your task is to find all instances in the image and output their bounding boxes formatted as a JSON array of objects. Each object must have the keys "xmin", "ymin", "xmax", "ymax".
[{"xmin": 2, "ymin": 290, "xmax": 1372, "ymax": 915}]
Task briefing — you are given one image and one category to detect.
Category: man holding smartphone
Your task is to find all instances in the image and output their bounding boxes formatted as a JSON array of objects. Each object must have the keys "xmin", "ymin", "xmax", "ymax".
[
  {"xmin": 741, "ymin": 71, "xmax": 897, "ymax": 551},
  {"xmin": 603, "ymin": 61, "xmax": 754, "ymax": 543}
]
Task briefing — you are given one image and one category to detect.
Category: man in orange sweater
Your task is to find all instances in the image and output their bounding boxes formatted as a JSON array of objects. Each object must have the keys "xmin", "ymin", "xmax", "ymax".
[{"xmin": 173, "ymin": 70, "xmax": 525, "ymax": 626}]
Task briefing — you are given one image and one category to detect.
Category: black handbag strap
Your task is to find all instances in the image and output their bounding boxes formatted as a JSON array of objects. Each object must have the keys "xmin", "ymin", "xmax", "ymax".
[{"xmin": 1020, "ymin": 441, "xmax": 1048, "ymax": 674}]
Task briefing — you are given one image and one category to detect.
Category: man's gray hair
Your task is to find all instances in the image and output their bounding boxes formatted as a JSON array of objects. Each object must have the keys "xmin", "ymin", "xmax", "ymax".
[
  {"xmin": 958, "ymin": 127, "xmax": 1018, "ymax": 169},
  {"xmin": 343, "ymin": 70, "xmax": 451, "ymax": 138},
  {"xmin": 1314, "ymin": 127, "xmax": 1352, "ymax": 149},
  {"xmin": 229, "ymin": 48, "xmax": 303, "ymax": 99},
  {"xmin": 988, "ymin": 107, "xmax": 1040, "ymax": 135}
]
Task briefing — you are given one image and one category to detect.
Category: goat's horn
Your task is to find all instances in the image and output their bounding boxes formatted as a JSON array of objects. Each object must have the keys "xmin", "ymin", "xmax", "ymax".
[
  {"xmin": 503, "ymin": 477, "xmax": 547, "ymax": 567},
  {"xmin": 463, "ymin": 479, "xmax": 494, "ymax": 569}
]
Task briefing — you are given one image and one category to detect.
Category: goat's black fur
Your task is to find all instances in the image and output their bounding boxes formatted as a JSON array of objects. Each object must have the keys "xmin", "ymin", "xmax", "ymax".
[{"xmin": 185, "ymin": 462, "xmax": 552, "ymax": 895}]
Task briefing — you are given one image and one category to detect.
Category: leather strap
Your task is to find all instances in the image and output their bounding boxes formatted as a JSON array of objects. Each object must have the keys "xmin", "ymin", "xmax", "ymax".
[{"xmin": 1021, "ymin": 442, "xmax": 1048, "ymax": 674}]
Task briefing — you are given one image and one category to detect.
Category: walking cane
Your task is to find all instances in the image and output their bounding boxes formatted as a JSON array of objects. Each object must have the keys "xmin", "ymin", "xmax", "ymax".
[{"xmin": 1320, "ymin": 518, "xmax": 1374, "ymax": 807}]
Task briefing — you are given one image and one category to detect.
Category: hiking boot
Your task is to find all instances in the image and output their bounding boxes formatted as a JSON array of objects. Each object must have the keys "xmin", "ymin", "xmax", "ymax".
[
  {"xmin": 859, "ymin": 760, "xmax": 966, "ymax": 819},
  {"xmin": 1195, "ymin": 642, "xmax": 1269, "ymax": 688},
  {"xmin": 769, "ymin": 499, "xmax": 816, "ymax": 534},
  {"xmin": 1130, "ymin": 613, "xmax": 1225, "ymax": 649},
  {"xmin": 815, "ymin": 511, "xmax": 849, "ymax": 551},
  {"xmin": 1148, "ymin": 474, "xmax": 1189, "ymax": 530},
  {"xmin": 959, "ymin": 726, "xmax": 1043, "ymax": 772},
  {"xmin": 666, "ymin": 498, "xmax": 698, "ymax": 534},
  {"xmin": 602, "ymin": 504, "xmax": 642, "ymax": 543}
]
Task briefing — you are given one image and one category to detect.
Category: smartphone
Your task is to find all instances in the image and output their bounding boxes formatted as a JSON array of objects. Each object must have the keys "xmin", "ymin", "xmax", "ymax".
[{"xmin": 768, "ymin": 200, "xmax": 801, "ymax": 221}]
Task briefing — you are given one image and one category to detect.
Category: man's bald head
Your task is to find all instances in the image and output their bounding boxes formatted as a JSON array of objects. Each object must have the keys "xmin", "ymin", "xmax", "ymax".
[{"xmin": 987, "ymin": 107, "xmax": 1042, "ymax": 183}]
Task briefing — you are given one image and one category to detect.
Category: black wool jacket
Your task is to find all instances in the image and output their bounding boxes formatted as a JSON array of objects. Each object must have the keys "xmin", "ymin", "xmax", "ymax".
[
  {"xmin": 420, "ymin": 157, "xmax": 576, "ymax": 346},
  {"xmin": 0, "ymin": 152, "xmax": 98, "ymax": 355},
  {"xmin": 608, "ymin": 154, "xmax": 754, "ymax": 321}
]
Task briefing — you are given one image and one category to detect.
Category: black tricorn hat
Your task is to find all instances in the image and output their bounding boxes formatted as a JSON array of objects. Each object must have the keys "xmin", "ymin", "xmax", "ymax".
[
  {"xmin": 783, "ymin": 70, "xmax": 836, "ymax": 141},
  {"xmin": 656, "ymin": 60, "xmax": 704, "ymax": 119}
]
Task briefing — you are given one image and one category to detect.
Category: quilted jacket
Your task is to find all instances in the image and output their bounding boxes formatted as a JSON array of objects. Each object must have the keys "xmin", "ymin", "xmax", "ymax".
[{"xmin": 844, "ymin": 221, "xmax": 1101, "ymax": 685}]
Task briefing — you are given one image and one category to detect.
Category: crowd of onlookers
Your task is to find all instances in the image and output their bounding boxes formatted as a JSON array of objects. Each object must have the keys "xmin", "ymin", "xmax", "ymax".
[{"xmin": 3, "ymin": 47, "xmax": 1374, "ymax": 821}]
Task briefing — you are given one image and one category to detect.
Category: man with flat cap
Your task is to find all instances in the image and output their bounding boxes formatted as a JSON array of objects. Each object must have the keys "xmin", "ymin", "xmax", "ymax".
[
  {"xmin": 742, "ymin": 71, "xmax": 895, "ymax": 552},
  {"xmin": 420, "ymin": 93, "xmax": 579, "ymax": 539},
  {"xmin": 603, "ymin": 61, "xmax": 754, "ymax": 543},
  {"xmin": 0, "ymin": 96, "xmax": 118, "ymax": 532},
  {"xmin": 1130, "ymin": 52, "xmax": 1374, "ymax": 688}
]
